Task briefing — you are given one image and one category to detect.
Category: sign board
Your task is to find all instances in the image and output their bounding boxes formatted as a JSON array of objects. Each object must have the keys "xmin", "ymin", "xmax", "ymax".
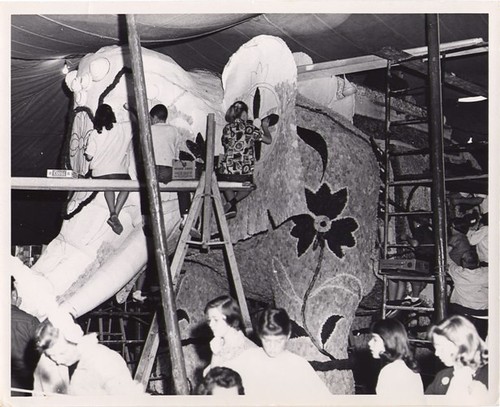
[{"xmin": 172, "ymin": 160, "xmax": 197, "ymax": 180}]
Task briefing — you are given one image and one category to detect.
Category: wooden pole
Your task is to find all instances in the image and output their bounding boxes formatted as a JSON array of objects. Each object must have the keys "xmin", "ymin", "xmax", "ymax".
[
  {"xmin": 202, "ymin": 114, "xmax": 216, "ymax": 248},
  {"xmin": 125, "ymin": 14, "xmax": 189, "ymax": 394},
  {"xmin": 426, "ymin": 14, "xmax": 448, "ymax": 322}
]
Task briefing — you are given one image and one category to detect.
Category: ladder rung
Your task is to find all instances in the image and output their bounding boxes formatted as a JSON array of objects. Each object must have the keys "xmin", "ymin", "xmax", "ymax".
[
  {"xmin": 388, "ymin": 210, "xmax": 433, "ymax": 216},
  {"xmin": 381, "ymin": 273, "xmax": 446, "ymax": 282},
  {"xmin": 385, "ymin": 305, "xmax": 434, "ymax": 312},
  {"xmin": 390, "ymin": 118, "xmax": 427, "ymax": 127},
  {"xmin": 409, "ymin": 338, "xmax": 432, "ymax": 344},
  {"xmin": 99, "ymin": 340, "xmax": 145, "ymax": 345},
  {"xmin": 389, "ymin": 178, "xmax": 431, "ymax": 186},
  {"xmin": 390, "ymin": 173, "xmax": 488, "ymax": 186},
  {"xmin": 386, "ymin": 243, "xmax": 435, "ymax": 248},
  {"xmin": 389, "ymin": 86, "xmax": 426, "ymax": 96},
  {"xmin": 387, "ymin": 244, "xmax": 414, "ymax": 248},
  {"xmin": 187, "ymin": 240, "xmax": 228, "ymax": 247}
]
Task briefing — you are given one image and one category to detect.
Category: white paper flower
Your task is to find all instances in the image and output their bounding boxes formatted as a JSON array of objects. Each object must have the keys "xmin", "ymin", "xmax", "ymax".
[
  {"xmin": 90, "ymin": 57, "xmax": 110, "ymax": 82},
  {"xmin": 64, "ymin": 70, "xmax": 78, "ymax": 91}
]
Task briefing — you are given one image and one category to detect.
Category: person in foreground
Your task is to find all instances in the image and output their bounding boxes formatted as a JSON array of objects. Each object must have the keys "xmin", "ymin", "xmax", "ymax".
[
  {"xmin": 196, "ymin": 366, "xmax": 244, "ymax": 395},
  {"xmin": 35, "ymin": 316, "xmax": 143, "ymax": 395},
  {"xmin": 368, "ymin": 318, "xmax": 424, "ymax": 397},
  {"xmin": 426, "ymin": 315, "xmax": 488, "ymax": 398},
  {"xmin": 203, "ymin": 295, "xmax": 257, "ymax": 374},
  {"xmin": 11, "ymin": 276, "xmax": 41, "ymax": 396},
  {"xmin": 223, "ymin": 307, "xmax": 331, "ymax": 398}
]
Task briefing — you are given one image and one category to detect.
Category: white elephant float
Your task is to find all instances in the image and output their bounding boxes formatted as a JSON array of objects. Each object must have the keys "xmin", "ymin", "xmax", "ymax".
[{"xmin": 13, "ymin": 35, "xmax": 380, "ymax": 395}]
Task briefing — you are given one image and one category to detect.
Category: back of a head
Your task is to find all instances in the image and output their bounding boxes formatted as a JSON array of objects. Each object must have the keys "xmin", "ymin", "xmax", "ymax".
[
  {"xmin": 429, "ymin": 315, "xmax": 487, "ymax": 369},
  {"xmin": 150, "ymin": 104, "xmax": 168, "ymax": 122},
  {"xmin": 461, "ymin": 249, "xmax": 479, "ymax": 269},
  {"xmin": 196, "ymin": 367, "xmax": 244, "ymax": 395},
  {"xmin": 204, "ymin": 295, "xmax": 244, "ymax": 331},
  {"xmin": 257, "ymin": 308, "xmax": 291, "ymax": 337},
  {"xmin": 94, "ymin": 104, "xmax": 116, "ymax": 132},
  {"xmin": 451, "ymin": 217, "xmax": 470, "ymax": 234},
  {"xmin": 371, "ymin": 319, "xmax": 416, "ymax": 370}
]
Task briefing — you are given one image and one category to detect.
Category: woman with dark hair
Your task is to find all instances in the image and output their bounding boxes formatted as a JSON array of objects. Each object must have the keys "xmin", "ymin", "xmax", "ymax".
[
  {"xmin": 203, "ymin": 296, "xmax": 256, "ymax": 374},
  {"xmin": 217, "ymin": 100, "xmax": 273, "ymax": 218},
  {"xmin": 222, "ymin": 307, "xmax": 331, "ymax": 398},
  {"xmin": 368, "ymin": 318, "xmax": 423, "ymax": 396},
  {"xmin": 426, "ymin": 315, "xmax": 488, "ymax": 397},
  {"xmin": 85, "ymin": 103, "xmax": 134, "ymax": 235}
]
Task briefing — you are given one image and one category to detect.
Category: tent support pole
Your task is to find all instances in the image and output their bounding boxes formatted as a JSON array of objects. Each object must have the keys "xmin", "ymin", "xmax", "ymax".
[
  {"xmin": 426, "ymin": 14, "xmax": 448, "ymax": 322},
  {"xmin": 125, "ymin": 14, "xmax": 189, "ymax": 395}
]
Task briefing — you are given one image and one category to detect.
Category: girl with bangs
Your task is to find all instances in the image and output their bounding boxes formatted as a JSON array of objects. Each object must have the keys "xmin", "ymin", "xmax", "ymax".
[
  {"xmin": 426, "ymin": 315, "xmax": 488, "ymax": 397},
  {"xmin": 203, "ymin": 296, "xmax": 257, "ymax": 375}
]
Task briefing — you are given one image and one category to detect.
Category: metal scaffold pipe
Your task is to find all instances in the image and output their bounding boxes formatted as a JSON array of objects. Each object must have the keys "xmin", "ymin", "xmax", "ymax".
[{"xmin": 426, "ymin": 14, "xmax": 448, "ymax": 322}]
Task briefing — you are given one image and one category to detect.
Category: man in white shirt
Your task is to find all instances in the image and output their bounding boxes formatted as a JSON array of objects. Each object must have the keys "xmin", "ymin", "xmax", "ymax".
[
  {"xmin": 447, "ymin": 249, "xmax": 488, "ymax": 339},
  {"xmin": 149, "ymin": 105, "xmax": 198, "ymax": 238}
]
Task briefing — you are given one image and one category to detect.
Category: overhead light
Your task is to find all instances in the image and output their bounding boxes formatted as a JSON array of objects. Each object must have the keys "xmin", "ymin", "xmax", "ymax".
[
  {"xmin": 62, "ymin": 60, "xmax": 69, "ymax": 75},
  {"xmin": 467, "ymin": 137, "xmax": 473, "ymax": 144},
  {"xmin": 458, "ymin": 96, "xmax": 487, "ymax": 103}
]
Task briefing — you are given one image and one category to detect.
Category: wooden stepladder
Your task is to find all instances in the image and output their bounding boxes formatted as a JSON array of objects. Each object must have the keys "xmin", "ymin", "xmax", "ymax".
[{"xmin": 134, "ymin": 113, "xmax": 252, "ymax": 387}]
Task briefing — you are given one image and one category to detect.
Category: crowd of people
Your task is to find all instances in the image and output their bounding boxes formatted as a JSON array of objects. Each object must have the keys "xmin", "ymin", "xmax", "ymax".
[
  {"xmin": 10, "ymin": 100, "xmax": 490, "ymax": 400},
  {"xmin": 11, "ymin": 271, "xmax": 491, "ymax": 399},
  {"xmin": 385, "ymin": 199, "xmax": 488, "ymax": 337}
]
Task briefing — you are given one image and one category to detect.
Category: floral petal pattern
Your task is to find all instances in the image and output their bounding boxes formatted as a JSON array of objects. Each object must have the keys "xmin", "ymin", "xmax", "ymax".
[
  {"xmin": 297, "ymin": 126, "xmax": 328, "ymax": 181},
  {"xmin": 305, "ymin": 184, "xmax": 347, "ymax": 219},
  {"xmin": 290, "ymin": 183, "xmax": 358, "ymax": 259},
  {"xmin": 291, "ymin": 214, "xmax": 316, "ymax": 257},
  {"xmin": 324, "ymin": 187, "xmax": 348, "ymax": 220},
  {"xmin": 325, "ymin": 218, "xmax": 358, "ymax": 258},
  {"xmin": 179, "ymin": 150, "xmax": 194, "ymax": 161}
]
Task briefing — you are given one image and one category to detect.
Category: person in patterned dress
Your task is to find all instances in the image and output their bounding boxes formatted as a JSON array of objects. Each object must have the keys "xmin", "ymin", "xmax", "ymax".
[{"xmin": 218, "ymin": 101, "xmax": 272, "ymax": 218}]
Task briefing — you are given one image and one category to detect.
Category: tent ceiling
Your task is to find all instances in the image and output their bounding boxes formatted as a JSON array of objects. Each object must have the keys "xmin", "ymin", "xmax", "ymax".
[
  {"xmin": 12, "ymin": 14, "xmax": 487, "ymax": 78},
  {"xmin": 10, "ymin": 13, "xmax": 489, "ymax": 244},
  {"xmin": 11, "ymin": 13, "xmax": 488, "ymax": 177}
]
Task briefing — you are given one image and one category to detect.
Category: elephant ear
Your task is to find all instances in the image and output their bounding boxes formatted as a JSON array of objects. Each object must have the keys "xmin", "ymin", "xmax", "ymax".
[
  {"xmin": 297, "ymin": 126, "xmax": 328, "ymax": 181},
  {"xmin": 320, "ymin": 314, "xmax": 343, "ymax": 346}
]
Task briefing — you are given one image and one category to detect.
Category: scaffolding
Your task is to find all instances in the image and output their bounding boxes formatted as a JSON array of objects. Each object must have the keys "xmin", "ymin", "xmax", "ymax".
[{"xmin": 378, "ymin": 15, "xmax": 488, "ymax": 332}]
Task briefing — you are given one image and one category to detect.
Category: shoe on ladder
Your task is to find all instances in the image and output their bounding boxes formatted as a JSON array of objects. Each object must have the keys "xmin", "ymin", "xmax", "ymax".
[
  {"xmin": 107, "ymin": 213, "xmax": 123, "ymax": 235},
  {"xmin": 223, "ymin": 202, "xmax": 237, "ymax": 219}
]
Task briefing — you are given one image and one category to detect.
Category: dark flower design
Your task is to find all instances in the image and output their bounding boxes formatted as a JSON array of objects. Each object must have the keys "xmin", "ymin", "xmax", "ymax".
[
  {"xmin": 179, "ymin": 132, "xmax": 206, "ymax": 165},
  {"xmin": 291, "ymin": 183, "xmax": 358, "ymax": 258}
]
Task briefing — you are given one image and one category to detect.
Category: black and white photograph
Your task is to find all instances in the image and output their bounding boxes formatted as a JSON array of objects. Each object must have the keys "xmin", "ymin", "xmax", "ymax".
[{"xmin": 3, "ymin": 2, "xmax": 498, "ymax": 406}]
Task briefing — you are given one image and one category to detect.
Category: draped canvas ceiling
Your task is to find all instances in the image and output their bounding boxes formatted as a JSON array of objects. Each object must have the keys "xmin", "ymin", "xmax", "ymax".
[{"xmin": 10, "ymin": 12, "xmax": 489, "ymax": 242}]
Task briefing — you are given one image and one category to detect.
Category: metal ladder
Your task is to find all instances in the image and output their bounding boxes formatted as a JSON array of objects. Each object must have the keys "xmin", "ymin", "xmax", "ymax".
[
  {"xmin": 379, "ymin": 59, "xmax": 439, "ymax": 324},
  {"xmin": 379, "ymin": 35, "xmax": 488, "ymax": 327}
]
